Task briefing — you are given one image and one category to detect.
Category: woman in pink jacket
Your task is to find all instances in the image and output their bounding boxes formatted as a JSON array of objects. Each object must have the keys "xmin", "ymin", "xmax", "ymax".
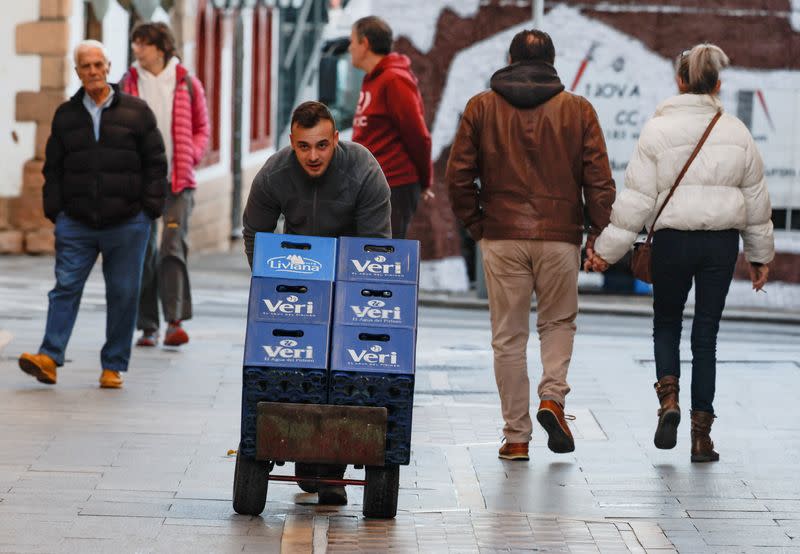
[{"xmin": 121, "ymin": 22, "xmax": 210, "ymax": 347}]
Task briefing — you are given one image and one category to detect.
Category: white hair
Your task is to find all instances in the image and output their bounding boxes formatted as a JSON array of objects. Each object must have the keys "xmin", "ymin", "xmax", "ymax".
[{"xmin": 73, "ymin": 39, "xmax": 110, "ymax": 65}]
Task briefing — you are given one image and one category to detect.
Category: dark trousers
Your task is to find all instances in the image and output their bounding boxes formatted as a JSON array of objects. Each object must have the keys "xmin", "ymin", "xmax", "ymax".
[
  {"xmin": 390, "ymin": 182, "xmax": 421, "ymax": 239},
  {"xmin": 137, "ymin": 190, "xmax": 194, "ymax": 331},
  {"xmin": 39, "ymin": 211, "xmax": 151, "ymax": 371},
  {"xmin": 652, "ymin": 229, "xmax": 739, "ymax": 414}
]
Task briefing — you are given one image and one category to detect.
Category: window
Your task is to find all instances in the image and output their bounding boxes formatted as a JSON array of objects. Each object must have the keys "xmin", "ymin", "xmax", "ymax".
[
  {"xmin": 772, "ymin": 208, "xmax": 787, "ymax": 230},
  {"xmin": 250, "ymin": 6, "xmax": 273, "ymax": 152},
  {"xmin": 791, "ymin": 209, "xmax": 800, "ymax": 231},
  {"xmin": 197, "ymin": 0, "xmax": 223, "ymax": 165},
  {"xmin": 84, "ymin": 1, "xmax": 102, "ymax": 40}
]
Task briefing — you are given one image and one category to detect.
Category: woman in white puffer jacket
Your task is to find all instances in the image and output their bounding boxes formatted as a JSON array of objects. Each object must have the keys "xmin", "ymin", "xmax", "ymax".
[{"xmin": 589, "ymin": 44, "xmax": 774, "ymax": 463}]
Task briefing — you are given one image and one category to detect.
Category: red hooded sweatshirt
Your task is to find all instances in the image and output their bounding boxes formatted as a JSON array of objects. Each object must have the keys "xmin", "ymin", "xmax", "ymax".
[{"xmin": 351, "ymin": 53, "xmax": 432, "ymax": 189}]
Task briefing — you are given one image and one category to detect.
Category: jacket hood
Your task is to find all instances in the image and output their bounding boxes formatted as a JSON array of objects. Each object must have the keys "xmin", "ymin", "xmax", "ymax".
[
  {"xmin": 366, "ymin": 52, "xmax": 416, "ymax": 82},
  {"xmin": 654, "ymin": 93, "xmax": 723, "ymax": 117},
  {"xmin": 126, "ymin": 58, "xmax": 187, "ymax": 84},
  {"xmin": 490, "ymin": 61, "xmax": 564, "ymax": 109}
]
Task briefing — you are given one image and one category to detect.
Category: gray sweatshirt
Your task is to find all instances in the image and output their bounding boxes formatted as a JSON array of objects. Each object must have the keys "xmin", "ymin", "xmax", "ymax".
[{"xmin": 243, "ymin": 141, "xmax": 392, "ymax": 266}]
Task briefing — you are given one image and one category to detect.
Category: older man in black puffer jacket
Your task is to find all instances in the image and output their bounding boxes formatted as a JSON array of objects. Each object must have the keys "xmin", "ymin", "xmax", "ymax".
[{"xmin": 18, "ymin": 39, "xmax": 166, "ymax": 390}]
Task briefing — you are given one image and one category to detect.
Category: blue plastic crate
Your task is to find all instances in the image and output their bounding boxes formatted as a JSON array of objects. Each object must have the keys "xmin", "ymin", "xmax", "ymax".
[
  {"xmin": 330, "ymin": 325, "xmax": 416, "ymax": 374},
  {"xmin": 333, "ymin": 281, "xmax": 417, "ymax": 328},
  {"xmin": 248, "ymin": 277, "xmax": 333, "ymax": 325},
  {"xmin": 336, "ymin": 237, "xmax": 419, "ymax": 284},
  {"xmin": 328, "ymin": 370, "xmax": 414, "ymax": 465},
  {"xmin": 239, "ymin": 366, "xmax": 328, "ymax": 458},
  {"xmin": 244, "ymin": 322, "xmax": 330, "ymax": 369},
  {"xmin": 252, "ymin": 233, "xmax": 337, "ymax": 281}
]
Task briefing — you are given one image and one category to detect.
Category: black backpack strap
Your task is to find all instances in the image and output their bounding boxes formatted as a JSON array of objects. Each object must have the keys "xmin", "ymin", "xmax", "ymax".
[{"xmin": 184, "ymin": 74, "xmax": 195, "ymax": 104}]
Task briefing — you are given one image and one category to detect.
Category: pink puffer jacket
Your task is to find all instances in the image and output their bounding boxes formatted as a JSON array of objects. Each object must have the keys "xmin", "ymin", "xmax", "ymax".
[{"xmin": 120, "ymin": 64, "xmax": 210, "ymax": 195}]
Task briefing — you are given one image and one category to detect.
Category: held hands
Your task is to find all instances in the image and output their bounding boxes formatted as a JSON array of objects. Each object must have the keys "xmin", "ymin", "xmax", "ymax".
[
  {"xmin": 583, "ymin": 247, "xmax": 609, "ymax": 273},
  {"xmin": 422, "ymin": 189, "xmax": 435, "ymax": 202},
  {"xmin": 749, "ymin": 263, "xmax": 769, "ymax": 292}
]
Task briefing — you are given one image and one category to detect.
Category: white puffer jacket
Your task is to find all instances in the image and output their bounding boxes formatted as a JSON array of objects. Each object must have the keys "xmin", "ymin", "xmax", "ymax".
[{"xmin": 594, "ymin": 93, "xmax": 774, "ymax": 265}]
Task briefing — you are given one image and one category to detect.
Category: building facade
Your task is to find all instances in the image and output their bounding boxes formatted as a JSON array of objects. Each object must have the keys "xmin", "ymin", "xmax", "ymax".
[{"xmin": 2, "ymin": 0, "xmax": 799, "ymax": 287}]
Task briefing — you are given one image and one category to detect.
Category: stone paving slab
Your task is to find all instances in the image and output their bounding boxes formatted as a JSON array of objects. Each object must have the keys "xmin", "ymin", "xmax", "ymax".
[{"xmin": 1, "ymin": 254, "xmax": 799, "ymax": 552}]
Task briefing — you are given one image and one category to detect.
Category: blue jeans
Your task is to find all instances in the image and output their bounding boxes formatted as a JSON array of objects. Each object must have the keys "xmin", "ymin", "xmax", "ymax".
[
  {"xmin": 39, "ymin": 211, "xmax": 151, "ymax": 372},
  {"xmin": 651, "ymin": 229, "xmax": 739, "ymax": 414}
]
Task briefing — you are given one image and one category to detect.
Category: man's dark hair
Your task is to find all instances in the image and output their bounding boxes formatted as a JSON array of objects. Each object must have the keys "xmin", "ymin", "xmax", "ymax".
[
  {"xmin": 509, "ymin": 30, "xmax": 555, "ymax": 64},
  {"xmin": 291, "ymin": 101, "xmax": 337, "ymax": 130},
  {"xmin": 131, "ymin": 22, "xmax": 178, "ymax": 63},
  {"xmin": 353, "ymin": 16, "xmax": 393, "ymax": 56}
]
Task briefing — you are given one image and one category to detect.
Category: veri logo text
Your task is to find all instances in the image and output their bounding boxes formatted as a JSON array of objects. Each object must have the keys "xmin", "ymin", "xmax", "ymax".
[
  {"xmin": 351, "ymin": 255, "xmax": 402, "ymax": 275},
  {"xmin": 263, "ymin": 338, "xmax": 313, "ymax": 360},
  {"xmin": 347, "ymin": 343, "xmax": 398, "ymax": 365},
  {"xmin": 350, "ymin": 298, "xmax": 401, "ymax": 321}
]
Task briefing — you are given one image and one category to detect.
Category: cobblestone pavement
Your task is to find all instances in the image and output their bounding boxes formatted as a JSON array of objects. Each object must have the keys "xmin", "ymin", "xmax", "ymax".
[{"xmin": 1, "ymin": 254, "xmax": 799, "ymax": 553}]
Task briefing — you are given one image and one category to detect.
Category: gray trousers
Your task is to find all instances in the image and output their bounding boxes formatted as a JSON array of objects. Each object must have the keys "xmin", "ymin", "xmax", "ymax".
[
  {"xmin": 390, "ymin": 182, "xmax": 421, "ymax": 239},
  {"xmin": 137, "ymin": 190, "xmax": 194, "ymax": 331}
]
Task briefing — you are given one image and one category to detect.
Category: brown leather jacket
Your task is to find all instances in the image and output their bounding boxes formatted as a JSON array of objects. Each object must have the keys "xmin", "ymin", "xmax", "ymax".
[{"xmin": 446, "ymin": 61, "xmax": 615, "ymax": 249}]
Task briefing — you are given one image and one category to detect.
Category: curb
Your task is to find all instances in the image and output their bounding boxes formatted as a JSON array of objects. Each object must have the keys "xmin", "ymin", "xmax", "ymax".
[{"xmin": 418, "ymin": 294, "xmax": 800, "ymax": 325}]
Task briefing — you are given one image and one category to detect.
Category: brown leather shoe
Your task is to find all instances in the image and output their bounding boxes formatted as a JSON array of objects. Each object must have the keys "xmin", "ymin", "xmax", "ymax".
[
  {"xmin": 18, "ymin": 352, "xmax": 57, "ymax": 385},
  {"xmin": 99, "ymin": 369, "xmax": 123, "ymax": 389},
  {"xmin": 536, "ymin": 400, "xmax": 575, "ymax": 453},
  {"xmin": 690, "ymin": 410, "xmax": 719, "ymax": 463},
  {"xmin": 654, "ymin": 375, "xmax": 680, "ymax": 449},
  {"xmin": 498, "ymin": 441, "xmax": 529, "ymax": 461}
]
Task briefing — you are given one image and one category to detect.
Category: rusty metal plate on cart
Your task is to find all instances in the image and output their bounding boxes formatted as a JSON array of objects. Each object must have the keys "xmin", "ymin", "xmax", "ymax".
[{"xmin": 256, "ymin": 402, "xmax": 387, "ymax": 466}]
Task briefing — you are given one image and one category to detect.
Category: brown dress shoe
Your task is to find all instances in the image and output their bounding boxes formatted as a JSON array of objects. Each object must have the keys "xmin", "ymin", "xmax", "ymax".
[
  {"xmin": 498, "ymin": 441, "xmax": 529, "ymax": 461},
  {"xmin": 18, "ymin": 353, "xmax": 57, "ymax": 385},
  {"xmin": 536, "ymin": 400, "xmax": 575, "ymax": 453},
  {"xmin": 654, "ymin": 375, "xmax": 680, "ymax": 449},
  {"xmin": 99, "ymin": 369, "xmax": 123, "ymax": 389},
  {"xmin": 690, "ymin": 410, "xmax": 719, "ymax": 462}
]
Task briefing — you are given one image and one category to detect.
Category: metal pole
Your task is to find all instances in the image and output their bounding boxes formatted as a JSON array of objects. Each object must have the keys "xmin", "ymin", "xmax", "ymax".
[
  {"xmin": 531, "ymin": 0, "xmax": 544, "ymax": 28},
  {"xmin": 230, "ymin": 9, "xmax": 244, "ymax": 239}
]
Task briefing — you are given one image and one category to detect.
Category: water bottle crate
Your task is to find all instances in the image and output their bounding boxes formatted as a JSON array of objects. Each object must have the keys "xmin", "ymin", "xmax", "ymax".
[
  {"xmin": 336, "ymin": 237, "xmax": 420, "ymax": 284},
  {"xmin": 239, "ymin": 366, "xmax": 328, "ymax": 458},
  {"xmin": 328, "ymin": 370, "xmax": 414, "ymax": 465}
]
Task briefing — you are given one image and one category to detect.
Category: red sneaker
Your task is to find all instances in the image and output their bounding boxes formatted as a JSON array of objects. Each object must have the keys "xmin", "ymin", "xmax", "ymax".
[
  {"xmin": 164, "ymin": 321, "xmax": 189, "ymax": 346},
  {"xmin": 135, "ymin": 330, "xmax": 158, "ymax": 347}
]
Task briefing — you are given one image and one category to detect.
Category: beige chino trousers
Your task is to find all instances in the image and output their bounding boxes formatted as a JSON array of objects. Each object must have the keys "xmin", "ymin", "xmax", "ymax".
[{"xmin": 480, "ymin": 239, "xmax": 579, "ymax": 443}]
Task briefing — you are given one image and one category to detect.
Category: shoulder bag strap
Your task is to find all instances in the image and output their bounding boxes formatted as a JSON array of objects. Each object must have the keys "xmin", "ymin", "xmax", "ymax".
[{"xmin": 644, "ymin": 109, "xmax": 723, "ymax": 246}]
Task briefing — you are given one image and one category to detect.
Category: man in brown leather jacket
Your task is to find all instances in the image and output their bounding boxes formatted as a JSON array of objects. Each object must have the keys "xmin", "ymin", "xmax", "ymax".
[{"xmin": 446, "ymin": 30, "xmax": 615, "ymax": 462}]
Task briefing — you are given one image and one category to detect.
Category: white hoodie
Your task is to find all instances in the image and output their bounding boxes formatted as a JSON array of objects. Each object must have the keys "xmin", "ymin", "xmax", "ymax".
[
  {"xmin": 134, "ymin": 57, "xmax": 179, "ymax": 177},
  {"xmin": 594, "ymin": 93, "xmax": 775, "ymax": 265}
]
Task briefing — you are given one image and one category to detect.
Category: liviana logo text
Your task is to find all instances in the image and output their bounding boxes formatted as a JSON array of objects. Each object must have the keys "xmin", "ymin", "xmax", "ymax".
[
  {"xmin": 263, "ymin": 338, "xmax": 313, "ymax": 360},
  {"xmin": 350, "ymin": 298, "xmax": 401, "ymax": 320},
  {"xmin": 350, "ymin": 254, "xmax": 402, "ymax": 275},
  {"xmin": 347, "ymin": 343, "xmax": 398, "ymax": 365},
  {"xmin": 263, "ymin": 295, "xmax": 314, "ymax": 315},
  {"xmin": 266, "ymin": 254, "xmax": 322, "ymax": 274}
]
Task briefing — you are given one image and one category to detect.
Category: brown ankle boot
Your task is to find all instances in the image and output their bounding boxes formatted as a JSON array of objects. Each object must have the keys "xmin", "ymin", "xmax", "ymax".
[
  {"xmin": 690, "ymin": 410, "xmax": 719, "ymax": 463},
  {"xmin": 653, "ymin": 376, "xmax": 680, "ymax": 449}
]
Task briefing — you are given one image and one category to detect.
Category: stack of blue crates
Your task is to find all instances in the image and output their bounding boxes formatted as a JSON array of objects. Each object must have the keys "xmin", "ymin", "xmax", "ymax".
[
  {"xmin": 240, "ymin": 234, "xmax": 337, "ymax": 458},
  {"xmin": 329, "ymin": 237, "xmax": 420, "ymax": 465}
]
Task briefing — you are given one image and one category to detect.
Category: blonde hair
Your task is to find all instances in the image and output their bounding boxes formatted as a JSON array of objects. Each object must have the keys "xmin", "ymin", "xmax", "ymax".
[
  {"xmin": 73, "ymin": 39, "xmax": 110, "ymax": 66},
  {"xmin": 675, "ymin": 43, "xmax": 729, "ymax": 94}
]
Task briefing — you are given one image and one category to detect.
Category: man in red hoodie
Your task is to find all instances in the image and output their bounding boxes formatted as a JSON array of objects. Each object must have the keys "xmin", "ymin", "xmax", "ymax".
[{"xmin": 349, "ymin": 16, "xmax": 433, "ymax": 238}]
